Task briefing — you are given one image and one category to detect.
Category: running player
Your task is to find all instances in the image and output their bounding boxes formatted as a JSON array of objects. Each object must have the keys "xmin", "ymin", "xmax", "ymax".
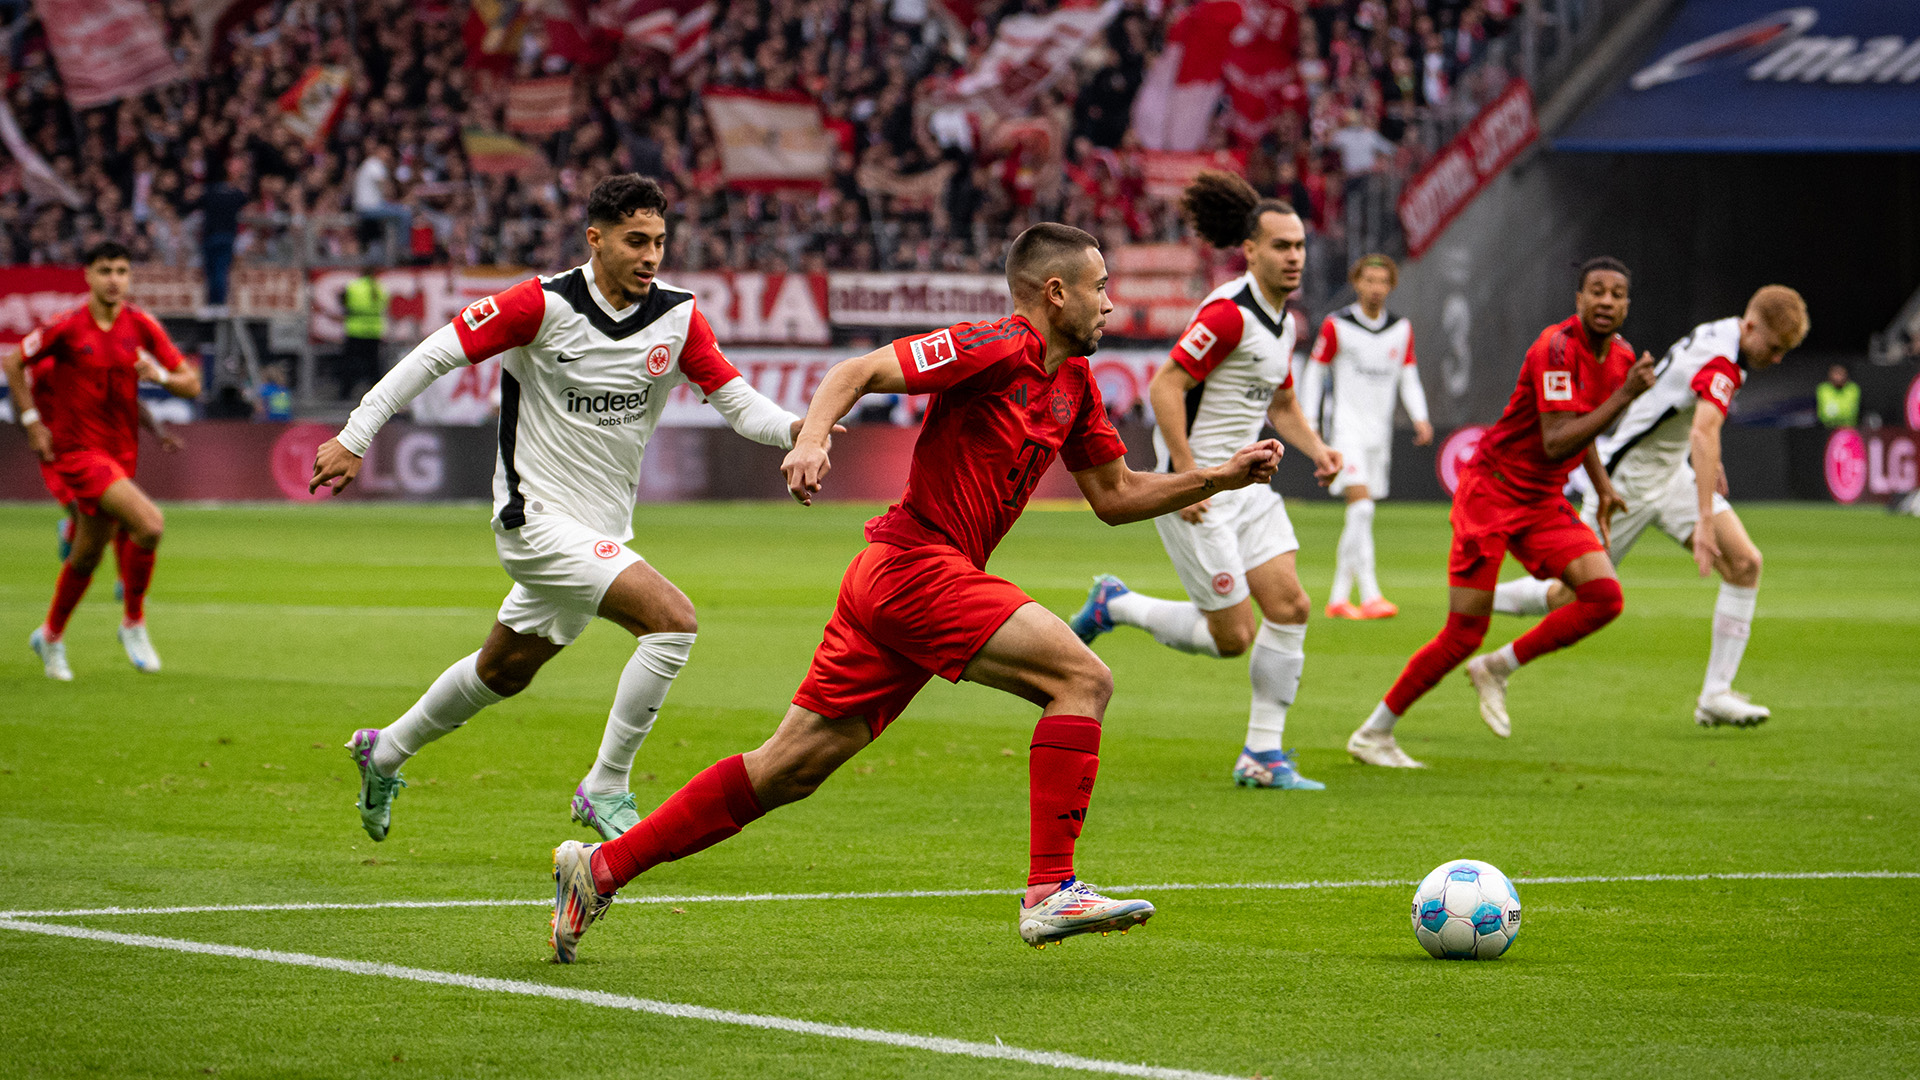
[
  {"xmin": 548, "ymin": 223, "xmax": 1284, "ymax": 961},
  {"xmin": 1346, "ymin": 257, "xmax": 1656, "ymax": 767},
  {"xmin": 1066, "ymin": 172, "xmax": 1340, "ymax": 791},
  {"xmin": 310, "ymin": 175, "xmax": 814, "ymax": 844},
  {"xmin": 4, "ymin": 241, "xmax": 201, "ymax": 681},
  {"xmin": 1491, "ymin": 286, "xmax": 1808, "ymax": 728},
  {"xmin": 1305, "ymin": 254, "xmax": 1433, "ymax": 620}
]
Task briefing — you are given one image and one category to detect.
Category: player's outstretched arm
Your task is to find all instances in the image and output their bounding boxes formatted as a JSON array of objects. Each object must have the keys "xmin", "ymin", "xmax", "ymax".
[
  {"xmin": 1266, "ymin": 385, "xmax": 1341, "ymax": 486},
  {"xmin": 1688, "ymin": 404, "xmax": 1727, "ymax": 577},
  {"xmin": 781, "ymin": 346, "xmax": 905, "ymax": 505},
  {"xmin": 1538, "ymin": 350, "xmax": 1658, "ymax": 459},
  {"xmin": 1, "ymin": 347, "xmax": 51, "ymax": 462},
  {"xmin": 311, "ymin": 324, "xmax": 470, "ymax": 494},
  {"xmin": 1071, "ymin": 440, "xmax": 1283, "ymax": 526}
]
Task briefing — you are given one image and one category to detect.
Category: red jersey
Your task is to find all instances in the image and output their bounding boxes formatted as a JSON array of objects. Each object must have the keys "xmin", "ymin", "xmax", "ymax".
[
  {"xmin": 21, "ymin": 304, "xmax": 185, "ymax": 458},
  {"xmin": 865, "ymin": 315, "xmax": 1128, "ymax": 569},
  {"xmin": 1470, "ymin": 315, "xmax": 1634, "ymax": 499}
]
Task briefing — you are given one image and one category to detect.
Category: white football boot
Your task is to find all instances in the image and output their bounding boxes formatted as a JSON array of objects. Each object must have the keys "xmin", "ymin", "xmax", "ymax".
[
  {"xmin": 1695, "ymin": 690, "xmax": 1770, "ymax": 728},
  {"xmin": 550, "ymin": 840, "xmax": 613, "ymax": 963},
  {"xmin": 118, "ymin": 622, "xmax": 163, "ymax": 673},
  {"xmin": 1464, "ymin": 655, "xmax": 1511, "ymax": 738},
  {"xmin": 1018, "ymin": 878, "xmax": 1154, "ymax": 948},
  {"xmin": 29, "ymin": 626, "xmax": 72, "ymax": 682},
  {"xmin": 1346, "ymin": 725, "xmax": 1426, "ymax": 768}
]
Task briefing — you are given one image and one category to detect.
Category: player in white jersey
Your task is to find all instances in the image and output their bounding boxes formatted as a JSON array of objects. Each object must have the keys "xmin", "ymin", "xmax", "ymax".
[
  {"xmin": 1302, "ymin": 253, "xmax": 1432, "ymax": 620},
  {"xmin": 1070, "ymin": 172, "xmax": 1341, "ymax": 790},
  {"xmin": 1491, "ymin": 286, "xmax": 1808, "ymax": 727},
  {"xmin": 309, "ymin": 175, "xmax": 815, "ymax": 843}
]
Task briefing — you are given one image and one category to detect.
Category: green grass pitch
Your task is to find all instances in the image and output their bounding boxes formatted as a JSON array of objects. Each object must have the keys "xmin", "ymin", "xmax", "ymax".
[{"xmin": 1, "ymin": 498, "xmax": 1916, "ymax": 1078}]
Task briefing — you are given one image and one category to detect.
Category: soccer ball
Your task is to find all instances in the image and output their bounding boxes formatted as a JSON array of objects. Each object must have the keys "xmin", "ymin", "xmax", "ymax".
[{"xmin": 1410, "ymin": 859, "xmax": 1522, "ymax": 959}]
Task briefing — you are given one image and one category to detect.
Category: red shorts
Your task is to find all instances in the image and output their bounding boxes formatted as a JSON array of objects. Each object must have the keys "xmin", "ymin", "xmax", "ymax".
[
  {"xmin": 793, "ymin": 542, "xmax": 1033, "ymax": 739},
  {"xmin": 38, "ymin": 460, "xmax": 74, "ymax": 507},
  {"xmin": 1447, "ymin": 470, "xmax": 1604, "ymax": 591},
  {"xmin": 49, "ymin": 448, "xmax": 137, "ymax": 516}
]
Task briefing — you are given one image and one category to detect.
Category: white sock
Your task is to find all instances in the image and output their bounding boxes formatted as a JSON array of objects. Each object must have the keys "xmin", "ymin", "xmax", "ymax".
[
  {"xmin": 1494, "ymin": 577, "xmax": 1554, "ymax": 616},
  {"xmin": 1362, "ymin": 700, "xmax": 1399, "ymax": 733},
  {"xmin": 584, "ymin": 632, "xmax": 697, "ymax": 795},
  {"xmin": 1485, "ymin": 641, "xmax": 1520, "ymax": 675},
  {"xmin": 1348, "ymin": 498, "xmax": 1382, "ymax": 603},
  {"xmin": 1107, "ymin": 590, "xmax": 1221, "ymax": 657},
  {"xmin": 1246, "ymin": 620, "xmax": 1305, "ymax": 753},
  {"xmin": 1703, "ymin": 583, "xmax": 1756, "ymax": 698},
  {"xmin": 374, "ymin": 651, "xmax": 503, "ymax": 776}
]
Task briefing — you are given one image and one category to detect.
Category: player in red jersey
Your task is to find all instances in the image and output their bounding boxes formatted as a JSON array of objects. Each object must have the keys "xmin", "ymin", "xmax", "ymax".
[
  {"xmin": 3, "ymin": 242, "xmax": 201, "ymax": 681},
  {"xmin": 1345, "ymin": 257, "xmax": 1656, "ymax": 767},
  {"xmin": 548, "ymin": 223, "xmax": 1284, "ymax": 961}
]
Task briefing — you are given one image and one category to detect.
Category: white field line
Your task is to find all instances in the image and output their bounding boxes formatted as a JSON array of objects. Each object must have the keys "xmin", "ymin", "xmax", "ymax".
[
  {"xmin": 2, "ymin": 870, "xmax": 1913, "ymax": 922},
  {"xmin": 0, "ymin": 919, "xmax": 1234, "ymax": 1080}
]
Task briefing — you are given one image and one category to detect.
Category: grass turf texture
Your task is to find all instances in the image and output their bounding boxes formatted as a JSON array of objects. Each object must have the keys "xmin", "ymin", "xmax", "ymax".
[{"xmin": 1, "ymin": 499, "xmax": 1916, "ymax": 1078}]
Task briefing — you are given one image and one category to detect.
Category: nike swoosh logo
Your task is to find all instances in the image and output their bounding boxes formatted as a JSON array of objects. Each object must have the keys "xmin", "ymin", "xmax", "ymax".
[{"xmin": 556, "ymin": 354, "xmax": 584, "ymax": 363}]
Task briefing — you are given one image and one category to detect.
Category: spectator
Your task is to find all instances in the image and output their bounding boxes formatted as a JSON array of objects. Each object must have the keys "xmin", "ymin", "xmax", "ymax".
[
  {"xmin": 352, "ymin": 141, "xmax": 410, "ymax": 263},
  {"xmin": 197, "ymin": 159, "xmax": 250, "ymax": 312},
  {"xmin": 257, "ymin": 363, "xmax": 293, "ymax": 421},
  {"xmin": 339, "ymin": 259, "xmax": 389, "ymax": 401},
  {"xmin": 1817, "ymin": 364, "xmax": 1860, "ymax": 429},
  {"xmin": 1328, "ymin": 108, "xmax": 1399, "ymax": 178}
]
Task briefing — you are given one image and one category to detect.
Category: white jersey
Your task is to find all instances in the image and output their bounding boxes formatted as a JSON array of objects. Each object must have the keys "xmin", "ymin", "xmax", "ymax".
[
  {"xmin": 1597, "ymin": 316, "xmax": 1747, "ymax": 493},
  {"xmin": 338, "ymin": 263, "xmax": 796, "ymax": 542},
  {"xmin": 1305, "ymin": 304, "xmax": 1428, "ymax": 448},
  {"xmin": 1155, "ymin": 273, "xmax": 1298, "ymax": 470}
]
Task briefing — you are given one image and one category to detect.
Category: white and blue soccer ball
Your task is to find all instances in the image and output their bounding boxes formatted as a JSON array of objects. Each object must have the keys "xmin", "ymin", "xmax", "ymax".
[{"xmin": 1411, "ymin": 859, "xmax": 1522, "ymax": 960}]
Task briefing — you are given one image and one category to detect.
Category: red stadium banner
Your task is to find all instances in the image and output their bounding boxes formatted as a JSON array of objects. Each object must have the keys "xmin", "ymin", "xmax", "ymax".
[
  {"xmin": 0, "ymin": 266, "xmax": 86, "ymax": 345},
  {"xmin": 30, "ymin": 0, "xmax": 180, "ymax": 109},
  {"xmin": 672, "ymin": 271, "xmax": 830, "ymax": 344},
  {"xmin": 701, "ymin": 89, "xmax": 833, "ymax": 190},
  {"xmin": 506, "ymin": 77, "xmax": 575, "ymax": 135},
  {"xmin": 827, "ymin": 273, "xmax": 1012, "ymax": 327},
  {"xmin": 1397, "ymin": 79, "xmax": 1538, "ymax": 258},
  {"xmin": 1137, "ymin": 149, "xmax": 1247, "ymax": 200}
]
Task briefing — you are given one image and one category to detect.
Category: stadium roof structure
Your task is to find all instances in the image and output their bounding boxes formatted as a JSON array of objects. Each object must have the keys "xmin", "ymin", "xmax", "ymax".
[{"xmin": 1556, "ymin": 0, "xmax": 1920, "ymax": 152}]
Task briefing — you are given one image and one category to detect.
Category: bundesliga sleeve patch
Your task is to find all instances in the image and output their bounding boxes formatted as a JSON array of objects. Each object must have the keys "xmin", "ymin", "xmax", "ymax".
[
  {"xmin": 1542, "ymin": 370, "xmax": 1572, "ymax": 401},
  {"xmin": 1178, "ymin": 321, "xmax": 1218, "ymax": 361},
  {"xmin": 1707, "ymin": 371, "xmax": 1735, "ymax": 409},
  {"xmin": 20, "ymin": 329, "xmax": 41, "ymax": 356},
  {"xmin": 462, "ymin": 296, "xmax": 500, "ymax": 331},
  {"xmin": 908, "ymin": 328, "xmax": 958, "ymax": 372}
]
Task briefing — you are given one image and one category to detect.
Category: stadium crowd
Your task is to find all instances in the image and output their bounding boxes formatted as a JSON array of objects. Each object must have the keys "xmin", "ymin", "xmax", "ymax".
[{"xmin": 0, "ymin": 0, "xmax": 1524, "ymax": 278}]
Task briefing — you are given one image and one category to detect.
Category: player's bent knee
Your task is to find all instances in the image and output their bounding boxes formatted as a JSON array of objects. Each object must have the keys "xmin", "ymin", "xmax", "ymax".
[
  {"xmin": 1574, "ymin": 578, "xmax": 1624, "ymax": 621},
  {"xmin": 1063, "ymin": 655, "xmax": 1114, "ymax": 711},
  {"xmin": 475, "ymin": 656, "xmax": 539, "ymax": 697}
]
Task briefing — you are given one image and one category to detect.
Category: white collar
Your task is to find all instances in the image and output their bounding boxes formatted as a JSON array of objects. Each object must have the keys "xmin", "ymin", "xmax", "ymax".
[
  {"xmin": 1240, "ymin": 273, "xmax": 1288, "ymax": 326},
  {"xmin": 1349, "ymin": 305, "xmax": 1389, "ymax": 331},
  {"xmin": 582, "ymin": 263, "xmax": 642, "ymax": 321}
]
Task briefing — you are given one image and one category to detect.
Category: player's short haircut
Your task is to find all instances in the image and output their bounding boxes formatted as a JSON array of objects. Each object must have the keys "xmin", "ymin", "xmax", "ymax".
[
  {"xmin": 1006, "ymin": 222, "xmax": 1101, "ymax": 302},
  {"xmin": 81, "ymin": 240, "xmax": 132, "ymax": 266},
  {"xmin": 1180, "ymin": 170, "xmax": 1296, "ymax": 248},
  {"xmin": 1577, "ymin": 256, "xmax": 1631, "ymax": 289},
  {"xmin": 586, "ymin": 174, "xmax": 669, "ymax": 227},
  {"xmin": 1349, "ymin": 253, "xmax": 1398, "ymax": 287},
  {"xmin": 1747, "ymin": 284, "xmax": 1810, "ymax": 347}
]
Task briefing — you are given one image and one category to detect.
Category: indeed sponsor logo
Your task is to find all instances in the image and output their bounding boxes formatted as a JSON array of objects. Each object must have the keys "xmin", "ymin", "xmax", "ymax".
[
  {"xmin": 564, "ymin": 385, "xmax": 651, "ymax": 415},
  {"xmin": 1632, "ymin": 7, "xmax": 1920, "ymax": 90}
]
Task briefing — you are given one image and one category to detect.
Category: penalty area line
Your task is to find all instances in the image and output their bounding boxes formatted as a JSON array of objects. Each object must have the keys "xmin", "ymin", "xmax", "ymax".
[
  {"xmin": 0, "ymin": 870, "xmax": 1913, "ymax": 922},
  {"xmin": 0, "ymin": 919, "xmax": 1234, "ymax": 1080}
]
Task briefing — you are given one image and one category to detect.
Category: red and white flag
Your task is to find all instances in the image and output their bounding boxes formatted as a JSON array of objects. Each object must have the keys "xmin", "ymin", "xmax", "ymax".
[
  {"xmin": 950, "ymin": 0, "xmax": 1118, "ymax": 110},
  {"xmin": 0, "ymin": 98, "xmax": 83, "ymax": 209},
  {"xmin": 605, "ymin": 0, "xmax": 714, "ymax": 75},
  {"xmin": 277, "ymin": 66, "xmax": 351, "ymax": 147},
  {"xmin": 506, "ymin": 77, "xmax": 575, "ymax": 135},
  {"xmin": 1219, "ymin": 0, "xmax": 1299, "ymax": 144},
  {"xmin": 1129, "ymin": 0, "xmax": 1240, "ymax": 151},
  {"xmin": 31, "ymin": 0, "xmax": 180, "ymax": 109},
  {"xmin": 701, "ymin": 89, "xmax": 832, "ymax": 190}
]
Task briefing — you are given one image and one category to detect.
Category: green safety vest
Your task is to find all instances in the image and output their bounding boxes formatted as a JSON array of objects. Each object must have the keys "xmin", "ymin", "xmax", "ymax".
[
  {"xmin": 1816, "ymin": 381, "xmax": 1859, "ymax": 428},
  {"xmin": 344, "ymin": 275, "xmax": 388, "ymax": 340}
]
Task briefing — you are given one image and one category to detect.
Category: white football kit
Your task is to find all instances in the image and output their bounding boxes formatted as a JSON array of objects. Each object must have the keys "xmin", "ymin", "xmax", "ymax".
[
  {"xmin": 1304, "ymin": 304, "xmax": 1428, "ymax": 497},
  {"xmin": 340, "ymin": 263, "xmax": 799, "ymax": 644},
  {"xmin": 1583, "ymin": 316, "xmax": 1745, "ymax": 558},
  {"xmin": 1153, "ymin": 273, "xmax": 1301, "ymax": 610}
]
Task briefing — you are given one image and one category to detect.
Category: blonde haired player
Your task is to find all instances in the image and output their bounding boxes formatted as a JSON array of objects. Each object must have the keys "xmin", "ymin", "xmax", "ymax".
[
  {"xmin": 1490, "ymin": 286, "xmax": 1808, "ymax": 728},
  {"xmin": 1304, "ymin": 254, "xmax": 1433, "ymax": 619},
  {"xmin": 1071, "ymin": 172, "xmax": 1342, "ymax": 790}
]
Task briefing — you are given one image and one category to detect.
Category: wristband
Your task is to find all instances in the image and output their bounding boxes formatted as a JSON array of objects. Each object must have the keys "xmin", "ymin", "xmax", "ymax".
[{"xmin": 18, "ymin": 408, "xmax": 38, "ymax": 427}]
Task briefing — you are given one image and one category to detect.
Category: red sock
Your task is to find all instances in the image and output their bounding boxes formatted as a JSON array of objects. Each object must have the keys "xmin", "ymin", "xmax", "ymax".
[
  {"xmin": 45, "ymin": 562, "xmax": 94, "ymax": 640},
  {"xmin": 1028, "ymin": 715, "xmax": 1101, "ymax": 888},
  {"xmin": 1512, "ymin": 578, "xmax": 1622, "ymax": 664},
  {"xmin": 121, "ymin": 541, "xmax": 158, "ymax": 624},
  {"xmin": 112, "ymin": 530, "xmax": 132, "ymax": 588},
  {"xmin": 1382, "ymin": 612, "xmax": 1490, "ymax": 715},
  {"xmin": 592, "ymin": 754, "xmax": 764, "ymax": 893}
]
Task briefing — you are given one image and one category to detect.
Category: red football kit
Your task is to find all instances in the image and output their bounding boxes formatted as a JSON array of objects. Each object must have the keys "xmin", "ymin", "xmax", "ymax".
[
  {"xmin": 794, "ymin": 314, "xmax": 1128, "ymax": 735},
  {"xmin": 21, "ymin": 304, "xmax": 185, "ymax": 515},
  {"xmin": 1376, "ymin": 315, "xmax": 1632, "ymax": 720},
  {"xmin": 1447, "ymin": 315, "xmax": 1635, "ymax": 591}
]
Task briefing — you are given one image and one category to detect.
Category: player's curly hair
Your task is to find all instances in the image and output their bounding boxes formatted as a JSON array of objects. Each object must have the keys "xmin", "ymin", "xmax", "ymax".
[
  {"xmin": 586, "ymin": 174, "xmax": 670, "ymax": 226},
  {"xmin": 1179, "ymin": 171, "xmax": 1296, "ymax": 249}
]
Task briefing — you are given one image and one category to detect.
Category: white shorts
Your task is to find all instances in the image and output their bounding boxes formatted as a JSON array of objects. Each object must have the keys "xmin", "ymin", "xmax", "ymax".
[
  {"xmin": 1328, "ymin": 438, "xmax": 1391, "ymax": 498},
  {"xmin": 1581, "ymin": 465, "xmax": 1732, "ymax": 562},
  {"xmin": 493, "ymin": 511, "xmax": 643, "ymax": 645},
  {"xmin": 1153, "ymin": 485, "xmax": 1299, "ymax": 611}
]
